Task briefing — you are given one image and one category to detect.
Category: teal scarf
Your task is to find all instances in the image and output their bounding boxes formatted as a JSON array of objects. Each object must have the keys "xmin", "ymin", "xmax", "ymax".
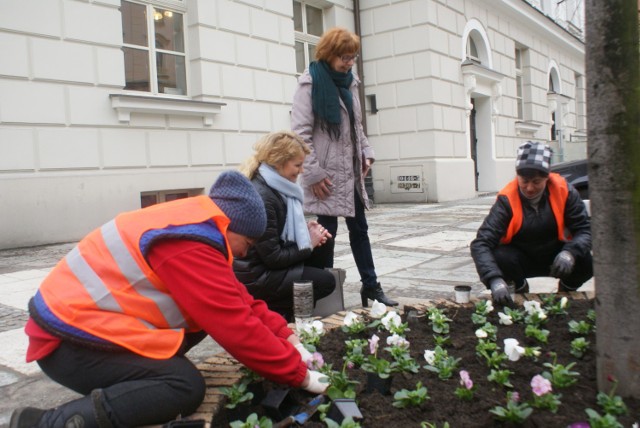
[{"xmin": 309, "ymin": 60, "xmax": 354, "ymax": 140}]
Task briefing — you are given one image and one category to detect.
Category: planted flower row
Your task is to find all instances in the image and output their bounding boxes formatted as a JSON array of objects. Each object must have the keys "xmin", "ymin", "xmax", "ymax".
[{"xmin": 220, "ymin": 296, "xmax": 634, "ymax": 428}]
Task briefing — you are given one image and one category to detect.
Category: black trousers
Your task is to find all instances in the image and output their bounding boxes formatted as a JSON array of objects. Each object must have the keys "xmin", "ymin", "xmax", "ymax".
[
  {"xmin": 493, "ymin": 244, "xmax": 593, "ymax": 290},
  {"xmin": 37, "ymin": 332, "xmax": 207, "ymax": 427}
]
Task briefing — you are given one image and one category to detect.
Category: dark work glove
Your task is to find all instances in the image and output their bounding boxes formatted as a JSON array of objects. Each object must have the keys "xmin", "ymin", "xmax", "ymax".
[
  {"xmin": 490, "ymin": 277, "xmax": 513, "ymax": 306},
  {"xmin": 550, "ymin": 250, "xmax": 575, "ymax": 277}
]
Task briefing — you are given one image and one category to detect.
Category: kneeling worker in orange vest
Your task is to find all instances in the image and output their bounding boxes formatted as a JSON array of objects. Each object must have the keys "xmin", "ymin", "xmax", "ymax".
[
  {"xmin": 10, "ymin": 170, "xmax": 327, "ymax": 428},
  {"xmin": 470, "ymin": 141, "xmax": 593, "ymax": 306}
]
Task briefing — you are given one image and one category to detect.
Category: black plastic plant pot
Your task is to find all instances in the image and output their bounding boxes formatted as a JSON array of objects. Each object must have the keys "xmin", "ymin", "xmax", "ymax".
[
  {"xmin": 247, "ymin": 381, "xmax": 265, "ymax": 406},
  {"xmin": 406, "ymin": 310, "xmax": 421, "ymax": 326},
  {"xmin": 225, "ymin": 403, "xmax": 252, "ymax": 425},
  {"xmin": 365, "ymin": 372, "xmax": 393, "ymax": 395},
  {"xmin": 327, "ymin": 398, "xmax": 363, "ymax": 424},
  {"xmin": 260, "ymin": 388, "xmax": 297, "ymax": 421}
]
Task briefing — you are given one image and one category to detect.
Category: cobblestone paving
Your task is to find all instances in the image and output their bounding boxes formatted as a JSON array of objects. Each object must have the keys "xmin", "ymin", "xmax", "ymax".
[{"xmin": 0, "ymin": 304, "xmax": 28, "ymax": 333}]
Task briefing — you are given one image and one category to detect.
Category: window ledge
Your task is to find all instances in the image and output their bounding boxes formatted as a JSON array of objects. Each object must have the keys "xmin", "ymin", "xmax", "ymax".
[
  {"xmin": 461, "ymin": 60, "xmax": 505, "ymax": 84},
  {"xmin": 109, "ymin": 94, "xmax": 226, "ymax": 126},
  {"xmin": 515, "ymin": 120, "xmax": 542, "ymax": 136}
]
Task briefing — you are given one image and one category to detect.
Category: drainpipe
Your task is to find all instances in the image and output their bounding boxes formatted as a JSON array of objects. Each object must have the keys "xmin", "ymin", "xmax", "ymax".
[
  {"xmin": 353, "ymin": 0, "xmax": 366, "ymax": 135},
  {"xmin": 353, "ymin": 0, "xmax": 375, "ymax": 200}
]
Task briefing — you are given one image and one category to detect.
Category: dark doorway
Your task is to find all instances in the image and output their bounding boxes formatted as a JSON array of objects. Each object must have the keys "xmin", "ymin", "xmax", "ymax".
[{"xmin": 469, "ymin": 98, "xmax": 478, "ymax": 190}]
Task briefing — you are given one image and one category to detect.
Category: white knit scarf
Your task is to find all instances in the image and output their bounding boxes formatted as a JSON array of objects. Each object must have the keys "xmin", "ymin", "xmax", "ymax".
[{"xmin": 258, "ymin": 163, "xmax": 311, "ymax": 250}]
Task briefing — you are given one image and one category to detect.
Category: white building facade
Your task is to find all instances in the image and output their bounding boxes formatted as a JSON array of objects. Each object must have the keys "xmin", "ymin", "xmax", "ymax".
[{"xmin": 0, "ymin": 0, "xmax": 586, "ymax": 249}]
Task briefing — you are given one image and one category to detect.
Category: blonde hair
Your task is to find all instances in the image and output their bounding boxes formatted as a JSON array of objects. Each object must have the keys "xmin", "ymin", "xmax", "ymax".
[
  {"xmin": 239, "ymin": 131, "xmax": 310, "ymax": 179},
  {"xmin": 315, "ymin": 27, "xmax": 360, "ymax": 62}
]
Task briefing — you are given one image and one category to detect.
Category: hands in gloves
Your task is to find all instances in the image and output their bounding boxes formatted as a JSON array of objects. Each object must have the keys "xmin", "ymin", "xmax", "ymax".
[
  {"xmin": 490, "ymin": 277, "xmax": 513, "ymax": 306},
  {"xmin": 550, "ymin": 250, "xmax": 575, "ymax": 277},
  {"xmin": 295, "ymin": 343, "xmax": 313, "ymax": 364},
  {"xmin": 302, "ymin": 370, "xmax": 329, "ymax": 394}
]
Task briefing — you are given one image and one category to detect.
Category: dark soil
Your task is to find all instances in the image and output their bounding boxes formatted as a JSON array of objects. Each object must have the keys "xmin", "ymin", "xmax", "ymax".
[{"xmin": 213, "ymin": 297, "xmax": 640, "ymax": 427}]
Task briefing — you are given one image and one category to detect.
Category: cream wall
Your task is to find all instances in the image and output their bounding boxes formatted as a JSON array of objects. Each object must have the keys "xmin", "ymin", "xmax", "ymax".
[
  {"xmin": 359, "ymin": 0, "xmax": 585, "ymax": 203},
  {"xmin": 0, "ymin": 0, "xmax": 585, "ymax": 249},
  {"xmin": 0, "ymin": 0, "xmax": 302, "ymax": 249}
]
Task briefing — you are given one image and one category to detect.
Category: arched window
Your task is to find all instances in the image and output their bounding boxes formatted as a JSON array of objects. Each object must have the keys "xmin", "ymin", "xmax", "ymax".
[
  {"xmin": 461, "ymin": 20, "xmax": 492, "ymax": 68},
  {"xmin": 467, "ymin": 37, "xmax": 480, "ymax": 63}
]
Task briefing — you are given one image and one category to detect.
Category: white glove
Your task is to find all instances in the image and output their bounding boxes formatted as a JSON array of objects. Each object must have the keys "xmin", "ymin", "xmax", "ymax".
[
  {"xmin": 304, "ymin": 370, "xmax": 329, "ymax": 394},
  {"xmin": 295, "ymin": 343, "xmax": 313, "ymax": 364}
]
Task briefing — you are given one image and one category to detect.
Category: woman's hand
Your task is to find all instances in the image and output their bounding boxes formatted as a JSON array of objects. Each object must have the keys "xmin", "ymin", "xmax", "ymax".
[
  {"xmin": 362, "ymin": 158, "xmax": 373, "ymax": 178},
  {"xmin": 308, "ymin": 221, "xmax": 332, "ymax": 248},
  {"xmin": 311, "ymin": 178, "xmax": 333, "ymax": 200}
]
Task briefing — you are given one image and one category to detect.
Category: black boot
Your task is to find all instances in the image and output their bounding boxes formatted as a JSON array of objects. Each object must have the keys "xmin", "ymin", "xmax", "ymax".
[
  {"xmin": 514, "ymin": 279, "xmax": 529, "ymax": 294},
  {"xmin": 558, "ymin": 280, "xmax": 579, "ymax": 292},
  {"xmin": 9, "ymin": 407, "xmax": 47, "ymax": 428},
  {"xmin": 16, "ymin": 390, "xmax": 113, "ymax": 428},
  {"xmin": 360, "ymin": 283, "xmax": 398, "ymax": 307}
]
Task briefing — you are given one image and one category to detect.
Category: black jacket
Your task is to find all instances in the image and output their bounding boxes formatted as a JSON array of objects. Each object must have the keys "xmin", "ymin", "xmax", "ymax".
[
  {"xmin": 470, "ymin": 179, "xmax": 591, "ymax": 286},
  {"xmin": 233, "ymin": 173, "xmax": 312, "ymax": 305}
]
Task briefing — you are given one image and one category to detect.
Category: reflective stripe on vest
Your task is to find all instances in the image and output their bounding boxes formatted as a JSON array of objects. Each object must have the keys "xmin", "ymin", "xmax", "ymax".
[
  {"xmin": 499, "ymin": 173, "xmax": 569, "ymax": 244},
  {"xmin": 37, "ymin": 196, "xmax": 231, "ymax": 359}
]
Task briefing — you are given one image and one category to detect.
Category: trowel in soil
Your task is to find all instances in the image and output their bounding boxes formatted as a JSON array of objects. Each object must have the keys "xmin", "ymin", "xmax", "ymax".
[{"xmin": 273, "ymin": 394, "xmax": 325, "ymax": 427}]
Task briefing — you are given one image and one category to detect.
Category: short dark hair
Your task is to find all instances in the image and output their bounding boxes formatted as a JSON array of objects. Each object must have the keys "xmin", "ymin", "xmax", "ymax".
[{"xmin": 517, "ymin": 168, "xmax": 549, "ymax": 179}]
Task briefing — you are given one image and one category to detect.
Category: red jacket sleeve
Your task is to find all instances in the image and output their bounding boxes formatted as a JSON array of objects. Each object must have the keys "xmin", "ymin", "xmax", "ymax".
[{"xmin": 147, "ymin": 239, "xmax": 307, "ymax": 387}]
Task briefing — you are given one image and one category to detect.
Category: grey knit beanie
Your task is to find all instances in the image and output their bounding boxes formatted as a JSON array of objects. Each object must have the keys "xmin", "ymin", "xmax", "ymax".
[
  {"xmin": 209, "ymin": 171, "xmax": 266, "ymax": 239},
  {"xmin": 515, "ymin": 141, "xmax": 552, "ymax": 174}
]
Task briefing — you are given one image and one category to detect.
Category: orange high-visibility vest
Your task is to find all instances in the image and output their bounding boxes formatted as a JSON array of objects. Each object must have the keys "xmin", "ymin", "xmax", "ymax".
[
  {"xmin": 35, "ymin": 196, "xmax": 232, "ymax": 359},
  {"xmin": 499, "ymin": 173, "xmax": 569, "ymax": 244}
]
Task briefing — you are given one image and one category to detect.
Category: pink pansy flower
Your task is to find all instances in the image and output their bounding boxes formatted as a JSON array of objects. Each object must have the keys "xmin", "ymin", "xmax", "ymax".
[
  {"xmin": 369, "ymin": 334, "xmax": 380, "ymax": 355},
  {"xmin": 306, "ymin": 352, "xmax": 325, "ymax": 370},
  {"xmin": 531, "ymin": 374, "xmax": 553, "ymax": 396},
  {"xmin": 459, "ymin": 370, "xmax": 473, "ymax": 389}
]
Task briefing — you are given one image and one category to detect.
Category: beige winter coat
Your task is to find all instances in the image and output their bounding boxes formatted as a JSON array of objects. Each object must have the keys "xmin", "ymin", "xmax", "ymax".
[{"xmin": 291, "ymin": 69, "xmax": 375, "ymax": 218}]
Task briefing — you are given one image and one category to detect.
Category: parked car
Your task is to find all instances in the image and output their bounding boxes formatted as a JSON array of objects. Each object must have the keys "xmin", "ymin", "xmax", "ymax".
[{"xmin": 550, "ymin": 158, "xmax": 589, "ymax": 200}]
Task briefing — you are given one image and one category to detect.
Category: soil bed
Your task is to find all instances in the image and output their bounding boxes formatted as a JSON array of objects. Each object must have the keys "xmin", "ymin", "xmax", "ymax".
[{"xmin": 213, "ymin": 297, "xmax": 639, "ymax": 427}]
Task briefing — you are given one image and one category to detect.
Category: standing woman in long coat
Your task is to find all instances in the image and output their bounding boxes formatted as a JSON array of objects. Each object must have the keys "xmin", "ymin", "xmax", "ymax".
[{"xmin": 291, "ymin": 27, "xmax": 397, "ymax": 307}]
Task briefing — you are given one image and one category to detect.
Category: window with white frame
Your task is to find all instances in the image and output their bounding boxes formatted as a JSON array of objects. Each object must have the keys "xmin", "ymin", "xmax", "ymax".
[
  {"xmin": 120, "ymin": 0, "xmax": 187, "ymax": 95},
  {"xmin": 574, "ymin": 72, "xmax": 586, "ymax": 130},
  {"xmin": 140, "ymin": 188, "xmax": 202, "ymax": 208},
  {"xmin": 466, "ymin": 37, "xmax": 481, "ymax": 64},
  {"xmin": 515, "ymin": 48, "xmax": 524, "ymax": 120},
  {"xmin": 293, "ymin": 0, "xmax": 324, "ymax": 74}
]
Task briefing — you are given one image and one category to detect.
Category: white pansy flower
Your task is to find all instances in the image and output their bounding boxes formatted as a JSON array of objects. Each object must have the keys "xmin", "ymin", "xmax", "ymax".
[
  {"xmin": 424, "ymin": 349, "xmax": 436, "ymax": 365},
  {"xmin": 386, "ymin": 333, "xmax": 409, "ymax": 348},
  {"xmin": 343, "ymin": 311, "xmax": 360, "ymax": 327},
  {"xmin": 485, "ymin": 300, "xmax": 494, "ymax": 313},
  {"xmin": 523, "ymin": 301, "xmax": 542, "ymax": 315},
  {"xmin": 300, "ymin": 320, "xmax": 324, "ymax": 336},
  {"xmin": 475, "ymin": 328, "xmax": 488, "ymax": 339},
  {"xmin": 498, "ymin": 312, "xmax": 513, "ymax": 325},
  {"xmin": 381, "ymin": 311, "xmax": 401, "ymax": 331},
  {"xmin": 560, "ymin": 296, "xmax": 568, "ymax": 308},
  {"xmin": 504, "ymin": 338, "xmax": 525, "ymax": 361},
  {"xmin": 370, "ymin": 300, "xmax": 387, "ymax": 318}
]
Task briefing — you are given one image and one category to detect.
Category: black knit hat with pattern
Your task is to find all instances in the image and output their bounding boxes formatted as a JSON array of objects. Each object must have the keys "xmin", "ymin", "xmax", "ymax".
[
  {"xmin": 209, "ymin": 171, "xmax": 266, "ymax": 239},
  {"xmin": 515, "ymin": 141, "xmax": 553, "ymax": 174}
]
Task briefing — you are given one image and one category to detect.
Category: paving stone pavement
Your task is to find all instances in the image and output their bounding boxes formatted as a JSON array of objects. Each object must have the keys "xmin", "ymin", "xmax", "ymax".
[{"xmin": 0, "ymin": 196, "xmax": 594, "ymax": 426}]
